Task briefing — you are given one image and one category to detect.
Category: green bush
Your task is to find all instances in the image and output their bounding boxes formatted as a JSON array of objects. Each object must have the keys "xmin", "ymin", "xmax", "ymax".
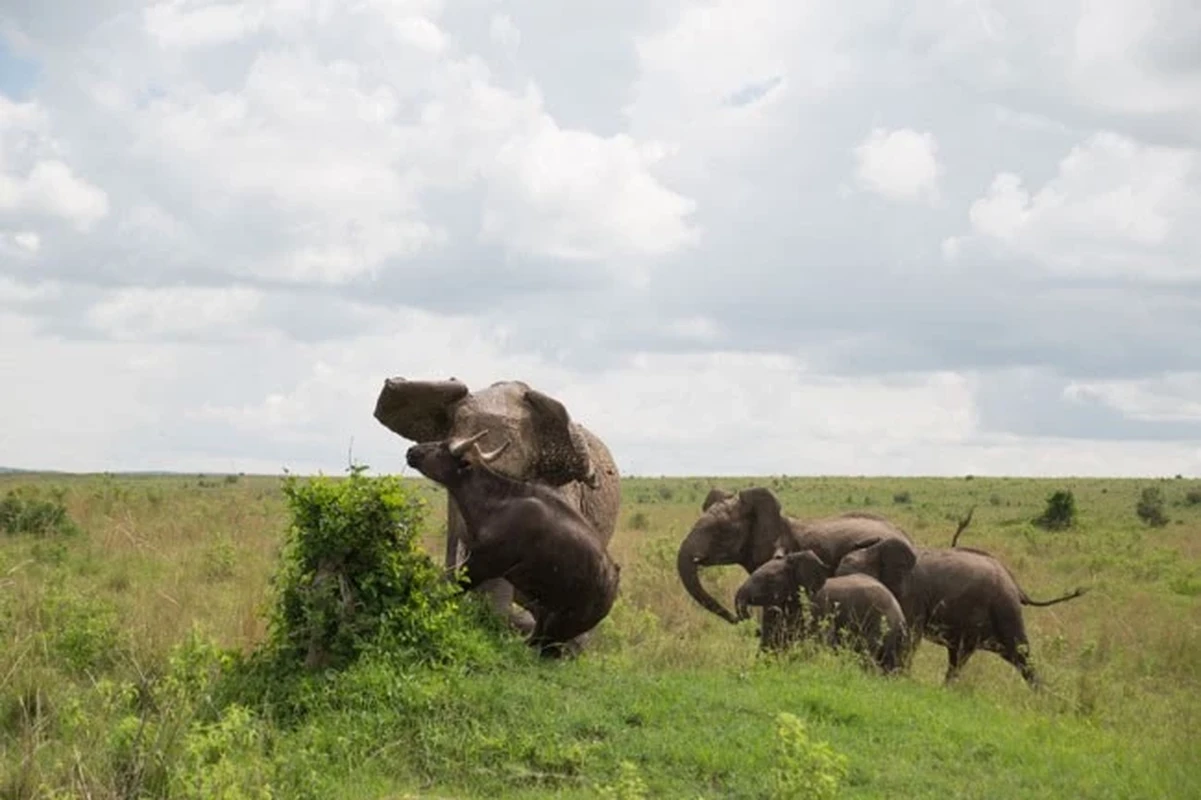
[
  {"xmin": 892, "ymin": 491, "xmax": 912, "ymax": 505},
  {"xmin": 0, "ymin": 486, "xmax": 80, "ymax": 537},
  {"xmin": 1035, "ymin": 490, "xmax": 1076, "ymax": 531},
  {"xmin": 1136, "ymin": 487, "xmax": 1169, "ymax": 528},
  {"xmin": 769, "ymin": 712, "xmax": 849, "ymax": 800},
  {"xmin": 254, "ymin": 466, "xmax": 501, "ymax": 675},
  {"xmin": 1184, "ymin": 487, "xmax": 1201, "ymax": 506}
]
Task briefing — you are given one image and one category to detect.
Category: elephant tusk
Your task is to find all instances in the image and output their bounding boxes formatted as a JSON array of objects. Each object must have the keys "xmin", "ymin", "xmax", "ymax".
[
  {"xmin": 473, "ymin": 437, "xmax": 511, "ymax": 463},
  {"xmin": 448, "ymin": 429, "xmax": 490, "ymax": 457}
]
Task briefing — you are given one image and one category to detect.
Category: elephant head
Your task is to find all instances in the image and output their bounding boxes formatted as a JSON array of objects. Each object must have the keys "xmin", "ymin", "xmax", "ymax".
[
  {"xmin": 375, "ymin": 377, "xmax": 621, "ymax": 596},
  {"xmin": 734, "ymin": 551, "xmax": 832, "ymax": 621},
  {"xmin": 375, "ymin": 377, "xmax": 598, "ymax": 488},
  {"xmin": 677, "ymin": 486, "xmax": 790, "ymax": 624},
  {"xmin": 832, "ymin": 536, "xmax": 918, "ymax": 601}
]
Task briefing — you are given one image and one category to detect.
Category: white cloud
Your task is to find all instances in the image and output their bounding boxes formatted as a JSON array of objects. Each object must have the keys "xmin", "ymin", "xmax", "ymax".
[
  {"xmin": 0, "ymin": 97, "xmax": 109, "ymax": 230},
  {"xmin": 0, "ymin": 276, "xmax": 60, "ymax": 303},
  {"xmin": 489, "ymin": 14, "xmax": 520, "ymax": 53},
  {"xmin": 86, "ymin": 286, "xmax": 265, "ymax": 340},
  {"xmin": 13, "ymin": 230, "xmax": 40, "ymax": 252},
  {"xmin": 1065, "ymin": 374, "xmax": 1201, "ymax": 422},
  {"xmin": 853, "ymin": 127, "xmax": 942, "ymax": 204},
  {"xmin": 143, "ymin": 0, "xmax": 267, "ymax": 50},
  {"xmin": 1, "ymin": 0, "xmax": 1201, "ymax": 477},
  {"xmin": 962, "ymin": 132, "xmax": 1201, "ymax": 277}
]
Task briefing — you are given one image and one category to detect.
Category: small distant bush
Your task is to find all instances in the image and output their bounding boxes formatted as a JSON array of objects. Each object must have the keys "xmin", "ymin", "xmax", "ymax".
[
  {"xmin": 0, "ymin": 486, "xmax": 80, "ymax": 537},
  {"xmin": 1184, "ymin": 487, "xmax": 1201, "ymax": 506},
  {"xmin": 892, "ymin": 491, "xmax": 911, "ymax": 505},
  {"xmin": 1136, "ymin": 487, "xmax": 1169, "ymax": 528},
  {"xmin": 628, "ymin": 511, "xmax": 649, "ymax": 531},
  {"xmin": 656, "ymin": 485, "xmax": 674, "ymax": 501},
  {"xmin": 202, "ymin": 537, "xmax": 237, "ymax": 582},
  {"xmin": 988, "ymin": 493, "xmax": 1002, "ymax": 506},
  {"xmin": 1035, "ymin": 490, "xmax": 1076, "ymax": 531}
]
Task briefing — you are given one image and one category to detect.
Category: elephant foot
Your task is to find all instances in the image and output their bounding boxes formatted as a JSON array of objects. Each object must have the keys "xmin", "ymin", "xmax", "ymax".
[{"xmin": 506, "ymin": 605, "xmax": 536, "ymax": 636}]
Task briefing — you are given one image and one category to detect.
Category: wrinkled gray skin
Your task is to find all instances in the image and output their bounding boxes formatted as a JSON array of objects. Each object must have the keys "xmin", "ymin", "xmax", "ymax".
[
  {"xmin": 675, "ymin": 487, "xmax": 916, "ymax": 638},
  {"xmin": 405, "ymin": 434, "xmax": 620, "ymax": 658},
  {"xmin": 835, "ymin": 540, "xmax": 1089, "ymax": 688},
  {"xmin": 374, "ymin": 378, "xmax": 621, "ymax": 647},
  {"xmin": 734, "ymin": 550, "xmax": 910, "ymax": 673}
]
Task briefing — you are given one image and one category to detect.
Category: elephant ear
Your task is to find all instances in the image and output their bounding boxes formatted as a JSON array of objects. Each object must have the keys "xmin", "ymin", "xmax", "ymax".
[
  {"xmin": 373, "ymin": 377, "xmax": 468, "ymax": 442},
  {"xmin": 523, "ymin": 387, "xmax": 594, "ymax": 487},
  {"xmin": 737, "ymin": 487, "xmax": 786, "ymax": 567},
  {"xmin": 845, "ymin": 537, "xmax": 917, "ymax": 599},
  {"xmin": 702, "ymin": 488, "xmax": 733, "ymax": 511},
  {"xmin": 788, "ymin": 551, "xmax": 831, "ymax": 596}
]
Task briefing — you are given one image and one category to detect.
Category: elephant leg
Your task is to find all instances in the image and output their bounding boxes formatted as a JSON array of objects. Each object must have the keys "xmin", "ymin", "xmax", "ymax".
[
  {"xmin": 1000, "ymin": 638, "xmax": 1040, "ymax": 690},
  {"xmin": 944, "ymin": 640, "xmax": 976, "ymax": 683},
  {"xmin": 759, "ymin": 606, "xmax": 787, "ymax": 652},
  {"xmin": 528, "ymin": 610, "xmax": 572, "ymax": 659},
  {"xmin": 477, "ymin": 577, "xmax": 536, "ymax": 635}
]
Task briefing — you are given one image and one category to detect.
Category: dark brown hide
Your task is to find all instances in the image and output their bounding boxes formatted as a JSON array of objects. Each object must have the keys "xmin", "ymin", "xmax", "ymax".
[
  {"xmin": 676, "ymin": 486, "xmax": 916, "ymax": 625},
  {"xmin": 735, "ymin": 551, "xmax": 908, "ymax": 672},
  {"xmin": 835, "ymin": 544, "xmax": 1088, "ymax": 687},
  {"xmin": 406, "ymin": 439, "xmax": 620, "ymax": 657}
]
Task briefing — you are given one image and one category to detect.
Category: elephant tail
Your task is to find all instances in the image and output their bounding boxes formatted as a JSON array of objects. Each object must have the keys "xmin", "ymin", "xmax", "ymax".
[
  {"xmin": 1020, "ymin": 585, "xmax": 1090, "ymax": 607},
  {"xmin": 949, "ymin": 506, "xmax": 975, "ymax": 548}
]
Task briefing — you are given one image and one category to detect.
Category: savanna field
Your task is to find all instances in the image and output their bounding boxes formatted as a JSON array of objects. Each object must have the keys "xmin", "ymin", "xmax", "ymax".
[{"xmin": 2, "ymin": 470, "xmax": 1200, "ymax": 799}]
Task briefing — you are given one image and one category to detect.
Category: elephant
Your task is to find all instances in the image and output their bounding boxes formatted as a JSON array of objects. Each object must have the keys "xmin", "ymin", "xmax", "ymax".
[
  {"xmin": 734, "ymin": 549, "xmax": 911, "ymax": 673},
  {"xmin": 834, "ymin": 538, "xmax": 1089, "ymax": 688},
  {"xmin": 374, "ymin": 377, "xmax": 621, "ymax": 646},
  {"xmin": 675, "ymin": 486, "xmax": 916, "ymax": 636},
  {"xmin": 405, "ymin": 431, "xmax": 621, "ymax": 657}
]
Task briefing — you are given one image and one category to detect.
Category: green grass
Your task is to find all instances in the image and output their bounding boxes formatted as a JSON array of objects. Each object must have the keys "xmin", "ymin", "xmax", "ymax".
[{"xmin": 2, "ymin": 471, "xmax": 1200, "ymax": 798}]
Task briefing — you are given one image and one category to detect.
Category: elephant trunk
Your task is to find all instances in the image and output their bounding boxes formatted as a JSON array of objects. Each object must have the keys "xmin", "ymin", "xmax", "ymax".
[
  {"xmin": 734, "ymin": 584, "xmax": 753, "ymax": 622},
  {"xmin": 677, "ymin": 540, "xmax": 739, "ymax": 624}
]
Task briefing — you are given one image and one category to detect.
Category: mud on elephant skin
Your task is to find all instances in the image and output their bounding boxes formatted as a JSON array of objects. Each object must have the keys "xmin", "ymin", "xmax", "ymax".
[
  {"xmin": 675, "ymin": 486, "xmax": 916, "ymax": 627},
  {"xmin": 835, "ymin": 538, "xmax": 1089, "ymax": 688},
  {"xmin": 374, "ymin": 377, "xmax": 621, "ymax": 643},
  {"xmin": 734, "ymin": 549, "xmax": 911, "ymax": 673},
  {"xmin": 405, "ymin": 431, "xmax": 621, "ymax": 657}
]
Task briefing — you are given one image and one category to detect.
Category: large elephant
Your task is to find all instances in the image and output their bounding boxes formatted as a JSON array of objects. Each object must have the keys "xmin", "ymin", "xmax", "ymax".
[
  {"xmin": 374, "ymin": 377, "xmax": 620, "ymax": 640},
  {"xmin": 734, "ymin": 549, "xmax": 911, "ymax": 673},
  {"xmin": 834, "ymin": 539, "xmax": 1089, "ymax": 688},
  {"xmin": 675, "ymin": 487, "xmax": 916, "ymax": 629}
]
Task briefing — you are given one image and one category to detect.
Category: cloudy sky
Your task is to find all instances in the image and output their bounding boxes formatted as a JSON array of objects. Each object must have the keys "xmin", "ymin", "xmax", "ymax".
[{"xmin": 2, "ymin": 0, "xmax": 1200, "ymax": 478}]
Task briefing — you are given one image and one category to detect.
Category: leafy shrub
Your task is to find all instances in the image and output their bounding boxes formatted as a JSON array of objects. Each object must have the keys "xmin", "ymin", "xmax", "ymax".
[
  {"xmin": 201, "ymin": 537, "xmax": 237, "ymax": 582},
  {"xmin": 1184, "ymin": 487, "xmax": 1201, "ymax": 506},
  {"xmin": 41, "ymin": 586, "xmax": 122, "ymax": 674},
  {"xmin": 628, "ymin": 511, "xmax": 649, "ymax": 531},
  {"xmin": 1035, "ymin": 490, "xmax": 1076, "ymax": 531},
  {"xmin": 1136, "ymin": 487, "xmax": 1169, "ymax": 528},
  {"xmin": 770, "ymin": 712, "xmax": 849, "ymax": 800},
  {"xmin": 0, "ymin": 486, "xmax": 80, "ymax": 537},
  {"xmin": 254, "ymin": 466, "xmax": 498, "ymax": 674},
  {"xmin": 892, "ymin": 491, "xmax": 911, "ymax": 505}
]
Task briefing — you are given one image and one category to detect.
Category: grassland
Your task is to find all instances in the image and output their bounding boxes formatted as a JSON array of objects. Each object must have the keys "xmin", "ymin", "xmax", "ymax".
[{"xmin": 2, "ymin": 470, "xmax": 1200, "ymax": 798}]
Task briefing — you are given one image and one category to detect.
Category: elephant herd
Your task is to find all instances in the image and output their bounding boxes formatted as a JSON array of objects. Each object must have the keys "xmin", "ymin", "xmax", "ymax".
[{"xmin": 375, "ymin": 376, "xmax": 1088, "ymax": 685}]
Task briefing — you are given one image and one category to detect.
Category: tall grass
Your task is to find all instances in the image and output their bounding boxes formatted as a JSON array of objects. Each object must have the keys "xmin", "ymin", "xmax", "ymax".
[{"xmin": 1, "ymin": 472, "xmax": 1199, "ymax": 798}]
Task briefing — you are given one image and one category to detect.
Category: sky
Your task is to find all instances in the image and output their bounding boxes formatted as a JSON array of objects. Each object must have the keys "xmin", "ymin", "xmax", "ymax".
[{"xmin": 1, "ymin": 0, "xmax": 1200, "ymax": 478}]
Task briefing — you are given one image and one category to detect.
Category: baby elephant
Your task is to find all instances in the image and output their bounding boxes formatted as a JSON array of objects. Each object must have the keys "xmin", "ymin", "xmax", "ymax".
[
  {"xmin": 734, "ymin": 551, "xmax": 909, "ymax": 673},
  {"xmin": 406, "ymin": 430, "xmax": 621, "ymax": 658}
]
